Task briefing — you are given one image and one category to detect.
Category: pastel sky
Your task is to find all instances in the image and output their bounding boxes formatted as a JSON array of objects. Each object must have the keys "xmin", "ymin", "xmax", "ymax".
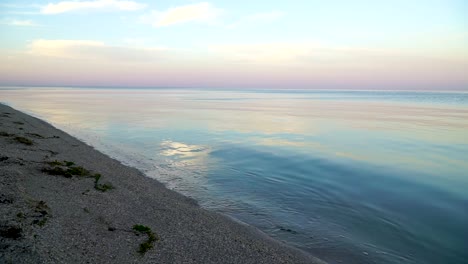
[{"xmin": 0, "ymin": 0, "xmax": 467, "ymax": 89}]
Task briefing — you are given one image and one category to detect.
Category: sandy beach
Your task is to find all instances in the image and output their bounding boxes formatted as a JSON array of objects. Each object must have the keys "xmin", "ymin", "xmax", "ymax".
[{"xmin": 0, "ymin": 103, "xmax": 323, "ymax": 264}]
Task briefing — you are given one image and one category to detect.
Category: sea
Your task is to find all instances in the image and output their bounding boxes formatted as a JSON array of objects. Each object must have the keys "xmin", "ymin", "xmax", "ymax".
[{"xmin": 1, "ymin": 87, "xmax": 467, "ymax": 264}]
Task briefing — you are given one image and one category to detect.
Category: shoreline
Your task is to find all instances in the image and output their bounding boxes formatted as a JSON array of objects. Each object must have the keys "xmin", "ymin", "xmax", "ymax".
[{"xmin": 0, "ymin": 103, "xmax": 324, "ymax": 263}]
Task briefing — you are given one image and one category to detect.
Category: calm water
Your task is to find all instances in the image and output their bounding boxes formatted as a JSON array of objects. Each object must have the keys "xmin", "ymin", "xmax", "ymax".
[{"xmin": 1, "ymin": 87, "xmax": 468, "ymax": 264}]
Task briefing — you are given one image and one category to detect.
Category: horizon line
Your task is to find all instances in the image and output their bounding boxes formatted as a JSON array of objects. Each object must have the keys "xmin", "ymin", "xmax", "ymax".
[{"xmin": 1, "ymin": 85, "xmax": 467, "ymax": 93}]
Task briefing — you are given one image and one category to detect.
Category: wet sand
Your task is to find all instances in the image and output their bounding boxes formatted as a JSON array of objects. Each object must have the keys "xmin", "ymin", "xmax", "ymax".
[{"xmin": 0, "ymin": 103, "xmax": 324, "ymax": 264}]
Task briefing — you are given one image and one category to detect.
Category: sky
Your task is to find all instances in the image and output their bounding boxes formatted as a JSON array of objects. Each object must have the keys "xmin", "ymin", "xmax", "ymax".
[{"xmin": 0, "ymin": 0, "xmax": 467, "ymax": 90}]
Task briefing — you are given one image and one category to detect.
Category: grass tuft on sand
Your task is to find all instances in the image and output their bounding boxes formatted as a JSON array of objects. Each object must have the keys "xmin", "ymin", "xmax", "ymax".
[
  {"xmin": 14, "ymin": 136, "xmax": 33, "ymax": 145},
  {"xmin": 94, "ymin": 173, "xmax": 114, "ymax": 192},
  {"xmin": 133, "ymin": 224, "xmax": 159, "ymax": 254},
  {"xmin": 42, "ymin": 160, "xmax": 115, "ymax": 192},
  {"xmin": 42, "ymin": 161, "xmax": 91, "ymax": 178},
  {"xmin": 0, "ymin": 131, "xmax": 13, "ymax": 137}
]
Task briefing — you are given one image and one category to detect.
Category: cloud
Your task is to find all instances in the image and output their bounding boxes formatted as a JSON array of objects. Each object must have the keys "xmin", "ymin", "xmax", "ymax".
[
  {"xmin": 227, "ymin": 11, "xmax": 284, "ymax": 29},
  {"xmin": 1, "ymin": 19, "xmax": 40, "ymax": 27},
  {"xmin": 210, "ymin": 43, "xmax": 315, "ymax": 64},
  {"xmin": 208, "ymin": 42, "xmax": 468, "ymax": 78},
  {"xmin": 41, "ymin": 0, "xmax": 146, "ymax": 14},
  {"xmin": 4, "ymin": 39, "xmax": 465, "ymax": 89},
  {"xmin": 27, "ymin": 39, "xmax": 105, "ymax": 57},
  {"xmin": 141, "ymin": 2, "xmax": 223, "ymax": 27},
  {"xmin": 27, "ymin": 39, "xmax": 169, "ymax": 62}
]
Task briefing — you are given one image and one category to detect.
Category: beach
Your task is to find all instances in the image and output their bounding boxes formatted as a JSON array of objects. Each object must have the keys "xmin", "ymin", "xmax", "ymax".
[{"xmin": 0, "ymin": 103, "xmax": 323, "ymax": 263}]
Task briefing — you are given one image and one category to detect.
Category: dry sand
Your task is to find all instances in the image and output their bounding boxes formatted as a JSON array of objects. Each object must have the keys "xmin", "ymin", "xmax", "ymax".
[{"xmin": 0, "ymin": 103, "xmax": 324, "ymax": 264}]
